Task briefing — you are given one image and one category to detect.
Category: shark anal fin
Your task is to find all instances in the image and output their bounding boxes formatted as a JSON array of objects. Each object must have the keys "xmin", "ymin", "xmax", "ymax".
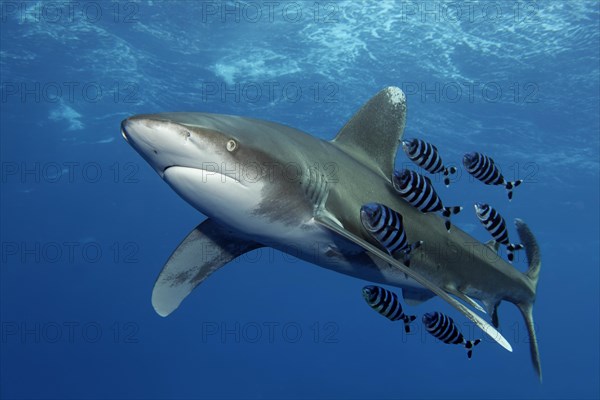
[
  {"xmin": 402, "ymin": 287, "xmax": 435, "ymax": 307},
  {"xmin": 314, "ymin": 213, "xmax": 513, "ymax": 352},
  {"xmin": 152, "ymin": 219, "xmax": 262, "ymax": 317},
  {"xmin": 482, "ymin": 299, "xmax": 501, "ymax": 328},
  {"xmin": 332, "ymin": 87, "xmax": 406, "ymax": 178}
]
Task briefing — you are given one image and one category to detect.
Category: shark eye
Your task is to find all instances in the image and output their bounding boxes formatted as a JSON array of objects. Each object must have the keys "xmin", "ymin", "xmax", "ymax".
[{"xmin": 226, "ymin": 139, "xmax": 238, "ymax": 152}]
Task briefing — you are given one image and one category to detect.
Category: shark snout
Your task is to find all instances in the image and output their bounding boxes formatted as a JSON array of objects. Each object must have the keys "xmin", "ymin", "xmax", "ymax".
[{"xmin": 121, "ymin": 117, "xmax": 203, "ymax": 177}]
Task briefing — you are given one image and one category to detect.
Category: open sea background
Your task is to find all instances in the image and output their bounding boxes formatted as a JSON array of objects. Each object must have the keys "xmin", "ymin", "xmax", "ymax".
[{"xmin": 1, "ymin": 1, "xmax": 599, "ymax": 399}]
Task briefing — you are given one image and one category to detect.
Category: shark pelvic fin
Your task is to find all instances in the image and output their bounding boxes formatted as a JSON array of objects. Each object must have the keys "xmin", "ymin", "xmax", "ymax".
[
  {"xmin": 314, "ymin": 213, "xmax": 513, "ymax": 353},
  {"xmin": 151, "ymin": 219, "xmax": 263, "ymax": 317},
  {"xmin": 332, "ymin": 87, "xmax": 407, "ymax": 178},
  {"xmin": 402, "ymin": 287, "xmax": 435, "ymax": 307}
]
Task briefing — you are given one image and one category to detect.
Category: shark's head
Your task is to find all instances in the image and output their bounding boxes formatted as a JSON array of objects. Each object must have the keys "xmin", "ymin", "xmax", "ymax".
[
  {"xmin": 121, "ymin": 112, "xmax": 311, "ymax": 234},
  {"xmin": 362, "ymin": 286, "xmax": 378, "ymax": 303},
  {"xmin": 463, "ymin": 152, "xmax": 479, "ymax": 169},
  {"xmin": 360, "ymin": 203, "xmax": 383, "ymax": 232}
]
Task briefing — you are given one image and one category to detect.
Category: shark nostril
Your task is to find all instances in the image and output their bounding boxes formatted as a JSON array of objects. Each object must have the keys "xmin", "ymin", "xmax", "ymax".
[{"xmin": 153, "ymin": 150, "xmax": 158, "ymax": 154}]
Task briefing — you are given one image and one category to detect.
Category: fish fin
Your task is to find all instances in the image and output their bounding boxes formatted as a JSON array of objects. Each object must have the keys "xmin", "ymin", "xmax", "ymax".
[
  {"xmin": 505, "ymin": 179, "xmax": 523, "ymax": 201},
  {"xmin": 442, "ymin": 206, "xmax": 462, "ymax": 232},
  {"xmin": 515, "ymin": 219, "xmax": 541, "ymax": 283},
  {"xmin": 506, "ymin": 243, "xmax": 524, "ymax": 263},
  {"xmin": 514, "ymin": 219, "xmax": 543, "ymax": 381},
  {"xmin": 518, "ymin": 303, "xmax": 543, "ymax": 382},
  {"xmin": 402, "ymin": 288, "xmax": 435, "ymax": 306},
  {"xmin": 332, "ymin": 87, "xmax": 406, "ymax": 178},
  {"xmin": 151, "ymin": 219, "xmax": 263, "ymax": 317},
  {"xmin": 443, "ymin": 167, "xmax": 457, "ymax": 186},
  {"xmin": 482, "ymin": 300, "xmax": 501, "ymax": 328},
  {"xmin": 465, "ymin": 339, "xmax": 481, "ymax": 359},
  {"xmin": 403, "ymin": 315, "xmax": 416, "ymax": 333},
  {"xmin": 314, "ymin": 213, "xmax": 513, "ymax": 352},
  {"xmin": 446, "ymin": 288, "xmax": 486, "ymax": 314}
]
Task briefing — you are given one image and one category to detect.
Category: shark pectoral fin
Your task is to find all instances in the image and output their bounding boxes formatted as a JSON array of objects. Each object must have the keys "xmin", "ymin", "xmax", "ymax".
[
  {"xmin": 314, "ymin": 214, "xmax": 513, "ymax": 353},
  {"xmin": 332, "ymin": 87, "xmax": 406, "ymax": 178},
  {"xmin": 152, "ymin": 219, "xmax": 262, "ymax": 317},
  {"xmin": 402, "ymin": 288, "xmax": 435, "ymax": 307},
  {"xmin": 445, "ymin": 288, "xmax": 487, "ymax": 314}
]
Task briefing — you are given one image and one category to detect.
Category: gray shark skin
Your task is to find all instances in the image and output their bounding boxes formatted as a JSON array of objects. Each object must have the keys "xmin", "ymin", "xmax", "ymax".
[{"xmin": 122, "ymin": 87, "xmax": 542, "ymax": 380}]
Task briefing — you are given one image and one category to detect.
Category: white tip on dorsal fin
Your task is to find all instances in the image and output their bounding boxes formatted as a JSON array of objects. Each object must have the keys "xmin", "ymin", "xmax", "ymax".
[{"xmin": 332, "ymin": 87, "xmax": 407, "ymax": 178}]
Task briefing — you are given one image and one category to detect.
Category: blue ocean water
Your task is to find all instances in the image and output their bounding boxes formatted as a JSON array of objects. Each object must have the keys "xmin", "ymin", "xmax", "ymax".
[{"xmin": 1, "ymin": 1, "xmax": 599, "ymax": 399}]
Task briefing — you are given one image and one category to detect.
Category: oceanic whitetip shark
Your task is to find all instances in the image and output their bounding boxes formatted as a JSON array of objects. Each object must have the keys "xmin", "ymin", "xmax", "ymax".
[{"xmin": 121, "ymin": 87, "xmax": 542, "ymax": 380}]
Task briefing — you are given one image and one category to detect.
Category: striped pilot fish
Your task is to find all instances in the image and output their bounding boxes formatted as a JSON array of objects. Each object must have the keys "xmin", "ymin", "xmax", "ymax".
[
  {"xmin": 360, "ymin": 202, "xmax": 423, "ymax": 266},
  {"xmin": 362, "ymin": 285, "xmax": 416, "ymax": 333},
  {"xmin": 392, "ymin": 169, "xmax": 462, "ymax": 232},
  {"xmin": 463, "ymin": 152, "xmax": 523, "ymax": 201},
  {"xmin": 402, "ymin": 138, "xmax": 457, "ymax": 186},
  {"xmin": 474, "ymin": 203, "xmax": 524, "ymax": 262},
  {"xmin": 422, "ymin": 311, "xmax": 481, "ymax": 359}
]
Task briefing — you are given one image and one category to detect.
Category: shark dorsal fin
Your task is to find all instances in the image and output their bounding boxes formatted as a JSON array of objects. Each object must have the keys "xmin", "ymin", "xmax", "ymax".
[{"xmin": 332, "ymin": 87, "xmax": 407, "ymax": 178}]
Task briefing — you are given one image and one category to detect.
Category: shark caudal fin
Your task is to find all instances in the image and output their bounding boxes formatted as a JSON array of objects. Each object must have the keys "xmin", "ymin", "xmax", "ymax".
[
  {"xmin": 332, "ymin": 87, "xmax": 406, "ymax": 178},
  {"xmin": 514, "ymin": 218, "xmax": 543, "ymax": 382}
]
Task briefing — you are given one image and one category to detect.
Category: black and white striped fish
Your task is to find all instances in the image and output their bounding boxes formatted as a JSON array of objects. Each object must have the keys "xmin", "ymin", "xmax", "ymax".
[
  {"xmin": 422, "ymin": 312, "xmax": 481, "ymax": 359},
  {"xmin": 474, "ymin": 203, "xmax": 524, "ymax": 262},
  {"xmin": 392, "ymin": 169, "xmax": 462, "ymax": 232},
  {"xmin": 402, "ymin": 138, "xmax": 457, "ymax": 186},
  {"xmin": 360, "ymin": 203, "xmax": 423, "ymax": 266},
  {"xmin": 362, "ymin": 285, "xmax": 416, "ymax": 333},
  {"xmin": 463, "ymin": 152, "xmax": 523, "ymax": 201}
]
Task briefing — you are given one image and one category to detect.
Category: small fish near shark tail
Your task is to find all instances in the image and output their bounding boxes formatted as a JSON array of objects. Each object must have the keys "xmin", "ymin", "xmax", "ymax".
[{"xmin": 514, "ymin": 218, "xmax": 543, "ymax": 382}]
